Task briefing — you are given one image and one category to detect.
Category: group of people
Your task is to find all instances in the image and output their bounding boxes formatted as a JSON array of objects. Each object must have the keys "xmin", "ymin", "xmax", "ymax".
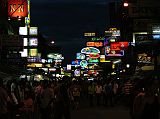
[
  {"xmin": 0, "ymin": 75, "xmax": 159, "ymax": 119},
  {"xmin": 0, "ymin": 76, "xmax": 72, "ymax": 119},
  {"xmin": 87, "ymin": 80, "xmax": 119, "ymax": 107}
]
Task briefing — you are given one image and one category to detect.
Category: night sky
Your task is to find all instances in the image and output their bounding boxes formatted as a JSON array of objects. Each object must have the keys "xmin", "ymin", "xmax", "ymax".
[{"xmin": 30, "ymin": 0, "xmax": 120, "ymax": 65}]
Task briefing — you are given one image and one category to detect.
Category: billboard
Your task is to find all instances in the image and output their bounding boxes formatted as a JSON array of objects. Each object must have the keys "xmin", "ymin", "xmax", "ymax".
[
  {"xmin": 110, "ymin": 42, "xmax": 129, "ymax": 51},
  {"xmin": 8, "ymin": 0, "xmax": 28, "ymax": 18},
  {"xmin": 105, "ymin": 46, "xmax": 124, "ymax": 56}
]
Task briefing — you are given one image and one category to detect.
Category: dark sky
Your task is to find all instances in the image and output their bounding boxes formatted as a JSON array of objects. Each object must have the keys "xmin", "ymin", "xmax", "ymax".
[{"xmin": 30, "ymin": 0, "xmax": 119, "ymax": 65}]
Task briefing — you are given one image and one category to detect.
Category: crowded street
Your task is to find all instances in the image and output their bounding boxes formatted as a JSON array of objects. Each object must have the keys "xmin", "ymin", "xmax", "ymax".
[{"xmin": 1, "ymin": 0, "xmax": 160, "ymax": 119}]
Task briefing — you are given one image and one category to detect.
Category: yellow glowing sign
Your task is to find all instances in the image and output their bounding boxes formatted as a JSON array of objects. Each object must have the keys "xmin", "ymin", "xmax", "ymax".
[
  {"xmin": 29, "ymin": 49, "xmax": 37, "ymax": 57},
  {"xmin": 27, "ymin": 63, "xmax": 43, "ymax": 67},
  {"xmin": 84, "ymin": 32, "xmax": 95, "ymax": 36}
]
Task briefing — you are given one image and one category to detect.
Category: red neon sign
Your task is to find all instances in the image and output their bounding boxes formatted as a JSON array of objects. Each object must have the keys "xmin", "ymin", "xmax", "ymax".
[
  {"xmin": 110, "ymin": 42, "xmax": 128, "ymax": 51},
  {"xmin": 8, "ymin": 0, "xmax": 28, "ymax": 18},
  {"xmin": 89, "ymin": 53, "xmax": 100, "ymax": 59}
]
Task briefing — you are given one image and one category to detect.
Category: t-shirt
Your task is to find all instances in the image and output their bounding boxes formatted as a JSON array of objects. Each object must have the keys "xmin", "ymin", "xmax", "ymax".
[{"xmin": 95, "ymin": 85, "xmax": 102, "ymax": 94}]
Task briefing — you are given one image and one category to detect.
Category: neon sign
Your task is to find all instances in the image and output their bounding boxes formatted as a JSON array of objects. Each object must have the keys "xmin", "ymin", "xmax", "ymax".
[
  {"xmin": 86, "ymin": 42, "xmax": 103, "ymax": 47},
  {"xmin": 89, "ymin": 53, "xmax": 100, "ymax": 59},
  {"xmin": 80, "ymin": 60, "xmax": 88, "ymax": 68},
  {"xmin": 71, "ymin": 60, "xmax": 80, "ymax": 65},
  {"xmin": 84, "ymin": 32, "xmax": 95, "ymax": 36},
  {"xmin": 110, "ymin": 42, "xmax": 129, "ymax": 50},
  {"xmin": 87, "ymin": 58, "xmax": 99, "ymax": 63},
  {"xmin": 91, "ymin": 37, "xmax": 105, "ymax": 41},
  {"xmin": 105, "ymin": 46, "xmax": 124, "ymax": 56},
  {"xmin": 81, "ymin": 47, "xmax": 100, "ymax": 54},
  {"xmin": 8, "ymin": 0, "xmax": 28, "ymax": 18},
  {"xmin": 76, "ymin": 53, "xmax": 85, "ymax": 60}
]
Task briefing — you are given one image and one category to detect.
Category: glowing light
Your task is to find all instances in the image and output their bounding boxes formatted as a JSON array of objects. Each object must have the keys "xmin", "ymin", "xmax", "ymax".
[{"xmin": 123, "ymin": 2, "xmax": 128, "ymax": 7}]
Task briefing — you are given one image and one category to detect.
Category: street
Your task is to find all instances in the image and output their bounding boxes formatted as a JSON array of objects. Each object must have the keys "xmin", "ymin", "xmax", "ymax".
[{"xmin": 71, "ymin": 97, "xmax": 131, "ymax": 119}]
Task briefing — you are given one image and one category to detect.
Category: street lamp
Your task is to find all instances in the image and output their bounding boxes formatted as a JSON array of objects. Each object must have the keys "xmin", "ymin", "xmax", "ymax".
[
  {"xmin": 51, "ymin": 41, "xmax": 55, "ymax": 44},
  {"xmin": 123, "ymin": 2, "xmax": 129, "ymax": 7},
  {"xmin": 126, "ymin": 64, "xmax": 130, "ymax": 68}
]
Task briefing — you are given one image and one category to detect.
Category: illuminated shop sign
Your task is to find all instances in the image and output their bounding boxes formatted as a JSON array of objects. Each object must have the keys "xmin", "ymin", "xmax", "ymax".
[
  {"xmin": 23, "ymin": 38, "xmax": 28, "ymax": 46},
  {"xmin": 41, "ymin": 59, "xmax": 53, "ymax": 63},
  {"xmin": 110, "ymin": 42, "xmax": 129, "ymax": 51},
  {"xmin": 112, "ymin": 30, "xmax": 120, "ymax": 36},
  {"xmin": 104, "ymin": 37, "xmax": 117, "ymax": 46},
  {"xmin": 8, "ymin": 0, "xmax": 28, "ymax": 18},
  {"xmin": 89, "ymin": 53, "xmax": 100, "ymax": 59},
  {"xmin": 81, "ymin": 47, "xmax": 100, "ymax": 54},
  {"xmin": 86, "ymin": 42, "xmax": 103, "ymax": 47},
  {"xmin": 45, "ymin": 64, "xmax": 51, "ymax": 67},
  {"xmin": 29, "ymin": 27, "xmax": 38, "ymax": 35},
  {"xmin": 105, "ymin": 29, "xmax": 120, "ymax": 36},
  {"xmin": 29, "ymin": 49, "xmax": 38, "ymax": 57},
  {"xmin": 49, "ymin": 68, "xmax": 56, "ymax": 72},
  {"xmin": 27, "ymin": 63, "xmax": 43, "ymax": 68},
  {"xmin": 153, "ymin": 35, "xmax": 160, "ymax": 39},
  {"xmin": 76, "ymin": 53, "xmax": 85, "ymax": 60},
  {"xmin": 27, "ymin": 57, "xmax": 41, "ymax": 62},
  {"xmin": 88, "ymin": 70, "xmax": 97, "ymax": 75},
  {"xmin": 19, "ymin": 27, "xmax": 28, "ymax": 35},
  {"xmin": 20, "ymin": 49, "xmax": 28, "ymax": 57},
  {"xmin": 100, "ymin": 55, "xmax": 111, "ymax": 62},
  {"xmin": 105, "ymin": 31, "xmax": 112, "ymax": 36},
  {"xmin": 91, "ymin": 37, "xmax": 105, "ymax": 41},
  {"xmin": 87, "ymin": 58, "xmax": 99, "ymax": 63},
  {"xmin": 29, "ymin": 38, "xmax": 38, "ymax": 46},
  {"xmin": 41, "ymin": 68, "xmax": 48, "ymax": 72},
  {"xmin": 67, "ymin": 64, "xmax": 71, "ymax": 70},
  {"xmin": 80, "ymin": 60, "xmax": 88, "ymax": 68},
  {"xmin": 84, "ymin": 32, "xmax": 95, "ymax": 36},
  {"xmin": 47, "ymin": 53, "xmax": 63, "ymax": 60},
  {"xmin": 105, "ymin": 46, "xmax": 124, "ymax": 56},
  {"xmin": 71, "ymin": 60, "xmax": 80, "ymax": 65},
  {"xmin": 87, "ymin": 64, "xmax": 99, "ymax": 69},
  {"xmin": 74, "ymin": 69, "xmax": 81, "ymax": 77},
  {"xmin": 138, "ymin": 53, "xmax": 152, "ymax": 63}
]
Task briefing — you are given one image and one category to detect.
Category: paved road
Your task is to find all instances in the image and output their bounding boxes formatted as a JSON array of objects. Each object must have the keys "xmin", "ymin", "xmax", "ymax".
[
  {"xmin": 71, "ymin": 105, "xmax": 130, "ymax": 119},
  {"xmin": 71, "ymin": 97, "xmax": 131, "ymax": 119}
]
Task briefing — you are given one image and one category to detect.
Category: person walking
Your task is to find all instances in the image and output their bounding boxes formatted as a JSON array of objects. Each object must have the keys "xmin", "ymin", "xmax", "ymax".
[
  {"xmin": 53, "ymin": 76, "xmax": 72, "ymax": 119},
  {"xmin": 39, "ymin": 80, "xmax": 54, "ymax": 119},
  {"xmin": 95, "ymin": 82, "xmax": 103, "ymax": 106},
  {"xmin": 88, "ymin": 81, "xmax": 95, "ymax": 106},
  {"xmin": 113, "ymin": 81, "xmax": 119, "ymax": 105}
]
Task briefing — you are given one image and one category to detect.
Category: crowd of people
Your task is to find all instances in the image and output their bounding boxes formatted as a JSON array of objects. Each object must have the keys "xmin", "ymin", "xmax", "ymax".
[{"xmin": 0, "ymin": 75, "xmax": 159, "ymax": 119}]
